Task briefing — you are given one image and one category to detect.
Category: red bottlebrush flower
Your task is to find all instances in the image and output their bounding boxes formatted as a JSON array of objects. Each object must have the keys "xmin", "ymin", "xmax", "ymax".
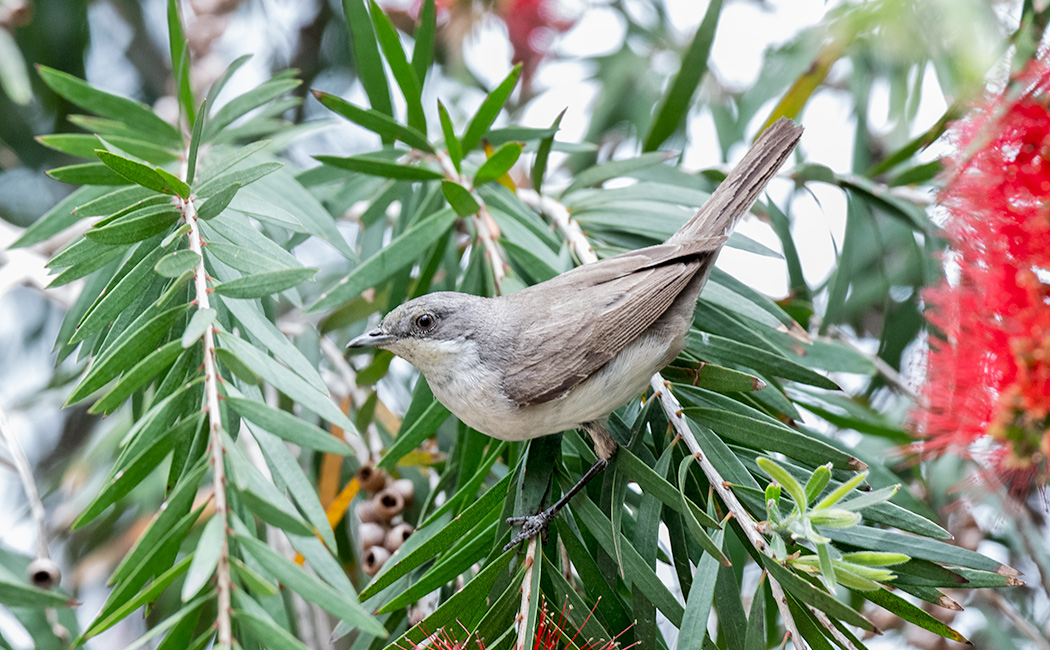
[
  {"xmin": 913, "ymin": 55, "xmax": 1050, "ymax": 494},
  {"xmin": 398, "ymin": 599, "xmax": 634, "ymax": 650},
  {"xmin": 402, "ymin": 0, "xmax": 575, "ymax": 86}
]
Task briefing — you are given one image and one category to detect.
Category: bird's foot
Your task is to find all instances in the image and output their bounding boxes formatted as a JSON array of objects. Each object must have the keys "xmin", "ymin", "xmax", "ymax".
[{"xmin": 503, "ymin": 507, "xmax": 558, "ymax": 552}]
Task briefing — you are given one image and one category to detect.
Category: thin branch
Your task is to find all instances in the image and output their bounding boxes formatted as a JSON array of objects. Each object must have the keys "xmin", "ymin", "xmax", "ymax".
[
  {"xmin": 434, "ymin": 150, "xmax": 509, "ymax": 292},
  {"xmin": 0, "ymin": 405, "xmax": 51, "ymax": 561},
  {"xmin": 827, "ymin": 326, "xmax": 918, "ymax": 400},
  {"xmin": 981, "ymin": 590, "xmax": 1050, "ymax": 650},
  {"xmin": 183, "ymin": 194, "xmax": 233, "ymax": 647},
  {"xmin": 649, "ymin": 377, "xmax": 806, "ymax": 648},
  {"xmin": 514, "ymin": 537, "xmax": 539, "ymax": 650}
]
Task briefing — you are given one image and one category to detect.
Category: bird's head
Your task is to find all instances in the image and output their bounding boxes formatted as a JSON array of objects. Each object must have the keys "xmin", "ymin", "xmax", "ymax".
[{"xmin": 347, "ymin": 292, "xmax": 492, "ymax": 372}]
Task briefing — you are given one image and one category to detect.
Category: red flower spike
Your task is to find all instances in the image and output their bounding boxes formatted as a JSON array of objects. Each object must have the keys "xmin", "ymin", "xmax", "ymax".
[{"xmin": 913, "ymin": 54, "xmax": 1050, "ymax": 495}]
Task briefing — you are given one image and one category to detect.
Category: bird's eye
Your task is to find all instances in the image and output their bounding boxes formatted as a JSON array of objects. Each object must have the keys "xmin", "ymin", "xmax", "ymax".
[{"xmin": 415, "ymin": 313, "xmax": 436, "ymax": 331}]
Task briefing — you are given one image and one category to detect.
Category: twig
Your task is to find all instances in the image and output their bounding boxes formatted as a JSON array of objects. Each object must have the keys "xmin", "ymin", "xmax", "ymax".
[
  {"xmin": 184, "ymin": 193, "xmax": 233, "ymax": 648},
  {"xmin": 434, "ymin": 150, "xmax": 509, "ymax": 293},
  {"xmin": 0, "ymin": 405, "xmax": 51, "ymax": 561},
  {"xmin": 514, "ymin": 537, "xmax": 539, "ymax": 650},
  {"xmin": 317, "ymin": 336, "xmax": 372, "ymax": 462},
  {"xmin": 650, "ymin": 376, "xmax": 806, "ymax": 649},
  {"xmin": 982, "ymin": 590, "xmax": 1050, "ymax": 650},
  {"xmin": 827, "ymin": 326, "xmax": 918, "ymax": 400}
]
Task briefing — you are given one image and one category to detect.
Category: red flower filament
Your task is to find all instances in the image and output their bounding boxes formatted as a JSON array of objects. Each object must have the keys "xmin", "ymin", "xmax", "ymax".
[{"xmin": 916, "ymin": 58, "xmax": 1050, "ymax": 493}]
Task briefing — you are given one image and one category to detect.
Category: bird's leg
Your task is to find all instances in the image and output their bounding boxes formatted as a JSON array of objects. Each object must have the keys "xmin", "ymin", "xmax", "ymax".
[{"xmin": 504, "ymin": 422, "xmax": 617, "ymax": 551}]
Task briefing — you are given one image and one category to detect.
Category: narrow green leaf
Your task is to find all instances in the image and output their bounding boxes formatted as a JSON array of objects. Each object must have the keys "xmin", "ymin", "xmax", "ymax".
[
  {"xmin": 532, "ymin": 109, "xmax": 564, "ymax": 193},
  {"xmin": 68, "ymin": 304, "xmax": 190, "ymax": 404},
  {"xmin": 216, "ymin": 332, "xmax": 357, "ymax": 432},
  {"xmin": 314, "ymin": 154, "xmax": 443, "ymax": 180},
  {"xmin": 155, "ymin": 250, "xmax": 201, "ymax": 278},
  {"xmin": 342, "ymin": 0, "xmax": 392, "ymax": 117},
  {"xmin": 181, "ymin": 516, "xmax": 224, "ymax": 601},
  {"xmin": 182, "ymin": 308, "xmax": 216, "ymax": 348},
  {"xmin": 570, "ymin": 495, "xmax": 684, "ymax": 626},
  {"xmin": 643, "ymin": 0, "xmax": 721, "ymax": 151},
  {"xmin": 36, "ymin": 133, "xmax": 177, "ymax": 163},
  {"xmin": 360, "ymin": 473, "xmax": 511, "ymax": 600},
  {"xmin": 437, "ymin": 100, "xmax": 462, "ymax": 172},
  {"xmin": 312, "ymin": 90, "xmax": 433, "ymax": 152},
  {"xmin": 231, "ymin": 557, "xmax": 278, "ymax": 596},
  {"xmin": 205, "ymin": 241, "xmax": 290, "ymax": 275},
  {"xmin": 119, "ymin": 593, "xmax": 211, "ymax": 650},
  {"xmin": 47, "ymin": 162, "xmax": 130, "ymax": 186},
  {"xmin": 440, "ymin": 180, "xmax": 480, "ymax": 216},
  {"xmin": 212, "ymin": 267, "xmax": 317, "ymax": 299},
  {"xmin": 245, "ymin": 420, "xmax": 339, "ymax": 550},
  {"xmin": 75, "ymin": 415, "xmax": 199, "ymax": 523},
  {"xmin": 90, "ymin": 340, "xmax": 184, "ymax": 414},
  {"xmin": 676, "ymin": 527, "xmax": 724, "ymax": 650},
  {"xmin": 369, "ymin": 0, "xmax": 425, "ymax": 131},
  {"xmin": 37, "ymin": 65, "xmax": 182, "ymax": 145},
  {"xmin": 186, "ymin": 103, "xmax": 208, "ymax": 188},
  {"xmin": 385, "ymin": 549, "xmax": 516, "ymax": 649},
  {"xmin": 561, "ymin": 151, "xmax": 673, "ymax": 196},
  {"xmin": 155, "ymin": 166, "xmax": 191, "ymax": 199},
  {"xmin": 756, "ymin": 457, "xmax": 808, "ymax": 511},
  {"xmin": 460, "ymin": 64, "xmax": 522, "ymax": 154},
  {"xmin": 377, "ymin": 399, "xmax": 450, "ymax": 469},
  {"xmin": 687, "ymin": 331, "xmax": 839, "ymax": 390},
  {"xmin": 11, "ymin": 186, "xmax": 114, "ymax": 248},
  {"xmin": 614, "ymin": 448, "xmax": 719, "ymax": 528},
  {"xmin": 204, "ymin": 77, "xmax": 301, "ymax": 139},
  {"xmin": 860, "ymin": 587, "xmax": 968, "ymax": 643},
  {"xmin": 744, "ymin": 574, "xmax": 766, "ymax": 650},
  {"xmin": 236, "ymin": 533, "xmax": 387, "ymax": 636},
  {"xmin": 195, "ymin": 161, "xmax": 283, "ymax": 198},
  {"xmin": 805, "ymin": 464, "xmax": 833, "ymax": 505},
  {"xmin": 473, "ymin": 141, "xmax": 523, "ymax": 186},
  {"xmin": 96, "ymin": 150, "xmax": 175, "ymax": 194},
  {"xmin": 826, "ymin": 526, "xmax": 1013, "ymax": 574},
  {"xmin": 233, "ymin": 609, "xmax": 309, "ymax": 650},
  {"xmin": 227, "ymin": 397, "xmax": 353, "ymax": 454},
  {"xmin": 310, "ymin": 207, "xmax": 458, "ymax": 311},
  {"xmin": 814, "ymin": 471, "xmax": 868, "ymax": 510},
  {"xmin": 206, "ymin": 54, "xmax": 251, "ymax": 108},
  {"xmin": 759, "ymin": 555, "xmax": 875, "ymax": 631},
  {"xmin": 691, "ymin": 409, "xmax": 860, "ymax": 469},
  {"xmin": 85, "ymin": 206, "xmax": 181, "ymax": 245},
  {"xmin": 411, "ymin": 0, "xmax": 436, "ymax": 84},
  {"xmin": 195, "ymin": 181, "xmax": 240, "ymax": 220},
  {"xmin": 168, "ymin": 0, "xmax": 195, "ymax": 126},
  {"xmin": 81, "ymin": 555, "xmax": 192, "ymax": 640},
  {"xmin": 0, "ymin": 576, "xmax": 73, "ymax": 609},
  {"xmin": 676, "ymin": 457, "xmax": 731, "ymax": 565}
]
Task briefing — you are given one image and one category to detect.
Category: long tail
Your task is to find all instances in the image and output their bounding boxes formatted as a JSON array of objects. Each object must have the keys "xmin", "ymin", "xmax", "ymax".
[{"xmin": 669, "ymin": 117, "xmax": 802, "ymax": 245}]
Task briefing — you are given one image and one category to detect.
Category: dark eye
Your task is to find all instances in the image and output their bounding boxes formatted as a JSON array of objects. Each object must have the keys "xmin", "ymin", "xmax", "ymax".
[{"xmin": 415, "ymin": 313, "xmax": 436, "ymax": 331}]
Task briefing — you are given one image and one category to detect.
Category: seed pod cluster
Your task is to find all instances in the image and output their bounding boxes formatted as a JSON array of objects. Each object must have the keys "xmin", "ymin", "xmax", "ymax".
[{"xmin": 355, "ymin": 464, "xmax": 415, "ymax": 576}]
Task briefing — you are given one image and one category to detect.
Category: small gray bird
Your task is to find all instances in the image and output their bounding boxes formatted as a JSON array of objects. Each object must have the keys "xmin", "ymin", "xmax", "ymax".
[{"xmin": 349, "ymin": 118, "xmax": 803, "ymax": 548}]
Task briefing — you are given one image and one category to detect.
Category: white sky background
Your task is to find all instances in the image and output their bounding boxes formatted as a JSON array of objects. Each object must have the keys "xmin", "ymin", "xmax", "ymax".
[{"xmin": 0, "ymin": 0, "xmax": 1034, "ymax": 647}]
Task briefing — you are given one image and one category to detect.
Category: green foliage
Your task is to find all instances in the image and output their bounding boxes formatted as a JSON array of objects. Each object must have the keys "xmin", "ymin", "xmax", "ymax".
[{"xmin": 3, "ymin": 1, "xmax": 1040, "ymax": 649}]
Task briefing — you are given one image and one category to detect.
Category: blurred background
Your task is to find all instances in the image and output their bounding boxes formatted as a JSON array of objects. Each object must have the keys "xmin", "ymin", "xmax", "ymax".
[{"xmin": 1, "ymin": 0, "xmax": 1047, "ymax": 648}]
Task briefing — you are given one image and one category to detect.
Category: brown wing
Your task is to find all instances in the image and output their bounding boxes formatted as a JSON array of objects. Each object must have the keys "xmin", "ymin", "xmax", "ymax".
[{"xmin": 499, "ymin": 238, "xmax": 721, "ymax": 406}]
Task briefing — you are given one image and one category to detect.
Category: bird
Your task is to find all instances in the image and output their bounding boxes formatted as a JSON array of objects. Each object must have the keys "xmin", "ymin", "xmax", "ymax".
[{"xmin": 348, "ymin": 118, "xmax": 803, "ymax": 549}]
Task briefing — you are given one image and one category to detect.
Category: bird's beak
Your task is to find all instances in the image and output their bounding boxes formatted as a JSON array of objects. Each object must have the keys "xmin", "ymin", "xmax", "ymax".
[{"xmin": 347, "ymin": 328, "xmax": 397, "ymax": 349}]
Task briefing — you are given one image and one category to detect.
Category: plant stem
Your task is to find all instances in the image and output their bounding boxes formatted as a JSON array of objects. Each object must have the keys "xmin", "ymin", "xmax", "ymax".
[
  {"xmin": 0, "ymin": 405, "xmax": 51, "ymax": 561},
  {"xmin": 514, "ymin": 537, "xmax": 539, "ymax": 650},
  {"xmin": 184, "ymin": 195, "xmax": 233, "ymax": 648},
  {"xmin": 434, "ymin": 150, "xmax": 509, "ymax": 292}
]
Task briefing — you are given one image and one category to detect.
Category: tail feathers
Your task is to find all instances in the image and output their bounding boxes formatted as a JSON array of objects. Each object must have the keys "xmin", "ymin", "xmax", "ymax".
[{"xmin": 670, "ymin": 117, "xmax": 802, "ymax": 244}]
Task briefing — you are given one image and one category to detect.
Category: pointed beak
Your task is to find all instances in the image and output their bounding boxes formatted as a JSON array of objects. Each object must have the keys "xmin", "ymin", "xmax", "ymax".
[{"xmin": 347, "ymin": 328, "xmax": 397, "ymax": 349}]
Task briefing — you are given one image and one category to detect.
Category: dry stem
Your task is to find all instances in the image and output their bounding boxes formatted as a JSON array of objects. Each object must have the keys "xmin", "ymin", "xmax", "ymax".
[{"xmin": 184, "ymin": 194, "xmax": 233, "ymax": 647}]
